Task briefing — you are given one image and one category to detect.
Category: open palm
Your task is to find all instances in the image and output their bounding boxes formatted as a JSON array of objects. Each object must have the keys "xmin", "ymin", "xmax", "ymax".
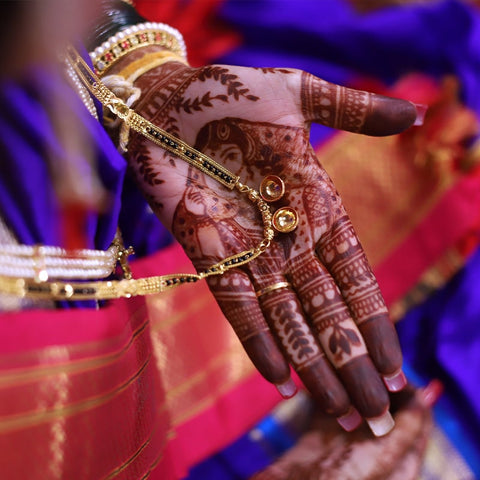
[{"xmin": 115, "ymin": 57, "xmax": 417, "ymax": 434}]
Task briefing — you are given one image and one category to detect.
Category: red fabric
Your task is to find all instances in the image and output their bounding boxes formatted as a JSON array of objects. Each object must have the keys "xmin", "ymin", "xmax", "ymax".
[
  {"xmin": 376, "ymin": 169, "xmax": 480, "ymax": 306},
  {"xmin": 135, "ymin": 0, "xmax": 241, "ymax": 67},
  {"xmin": 0, "ymin": 244, "xmax": 282, "ymax": 479}
]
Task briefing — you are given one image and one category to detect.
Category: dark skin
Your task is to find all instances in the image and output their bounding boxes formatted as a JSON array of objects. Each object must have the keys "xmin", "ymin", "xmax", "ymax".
[{"xmin": 106, "ymin": 47, "xmax": 418, "ymax": 433}]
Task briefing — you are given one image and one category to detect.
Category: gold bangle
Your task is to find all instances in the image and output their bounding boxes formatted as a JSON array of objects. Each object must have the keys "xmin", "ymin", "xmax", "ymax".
[
  {"xmin": 255, "ymin": 282, "xmax": 291, "ymax": 298},
  {"xmin": 117, "ymin": 51, "xmax": 188, "ymax": 82}
]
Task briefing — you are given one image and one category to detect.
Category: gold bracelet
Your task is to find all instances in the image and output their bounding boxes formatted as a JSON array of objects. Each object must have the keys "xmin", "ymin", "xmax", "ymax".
[
  {"xmin": 116, "ymin": 51, "xmax": 188, "ymax": 82},
  {"xmin": 3, "ymin": 48, "xmax": 277, "ymax": 301},
  {"xmin": 89, "ymin": 22, "xmax": 187, "ymax": 76}
]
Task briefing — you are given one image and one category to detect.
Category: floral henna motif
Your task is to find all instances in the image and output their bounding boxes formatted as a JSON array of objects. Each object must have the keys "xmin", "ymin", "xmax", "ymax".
[
  {"xmin": 134, "ymin": 141, "xmax": 166, "ymax": 186},
  {"xmin": 328, "ymin": 324, "xmax": 362, "ymax": 357},
  {"xmin": 196, "ymin": 66, "xmax": 259, "ymax": 101},
  {"xmin": 288, "ymin": 252, "xmax": 367, "ymax": 365},
  {"xmin": 254, "ymin": 67, "xmax": 295, "ymax": 75},
  {"xmin": 262, "ymin": 291, "xmax": 321, "ymax": 368},
  {"xmin": 135, "ymin": 64, "xmax": 261, "ymax": 135}
]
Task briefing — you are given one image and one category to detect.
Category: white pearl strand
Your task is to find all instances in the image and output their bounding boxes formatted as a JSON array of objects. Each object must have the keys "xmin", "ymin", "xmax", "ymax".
[
  {"xmin": 89, "ymin": 22, "xmax": 187, "ymax": 70},
  {"xmin": 0, "ymin": 244, "xmax": 118, "ymax": 280},
  {"xmin": 64, "ymin": 57, "xmax": 99, "ymax": 119}
]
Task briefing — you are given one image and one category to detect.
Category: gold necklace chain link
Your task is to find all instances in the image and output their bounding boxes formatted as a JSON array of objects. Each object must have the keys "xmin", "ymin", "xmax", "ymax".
[{"xmin": 0, "ymin": 49, "xmax": 276, "ymax": 301}]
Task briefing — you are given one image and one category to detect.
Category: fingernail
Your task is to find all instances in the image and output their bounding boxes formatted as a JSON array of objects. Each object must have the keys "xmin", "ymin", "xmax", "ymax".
[
  {"xmin": 366, "ymin": 411, "xmax": 395, "ymax": 437},
  {"xmin": 383, "ymin": 370, "xmax": 407, "ymax": 392},
  {"xmin": 413, "ymin": 102, "xmax": 428, "ymax": 126},
  {"xmin": 275, "ymin": 378, "xmax": 297, "ymax": 399},
  {"xmin": 336, "ymin": 407, "xmax": 362, "ymax": 432},
  {"xmin": 419, "ymin": 379, "xmax": 444, "ymax": 407}
]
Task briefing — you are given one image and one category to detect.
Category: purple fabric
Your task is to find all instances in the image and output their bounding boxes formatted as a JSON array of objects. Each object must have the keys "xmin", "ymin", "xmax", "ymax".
[
  {"xmin": 397, "ymin": 246, "xmax": 480, "ymax": 473},
  {"xmin": 0, "ymin": 60, "xmax": 172, "ymax": 253},
  {"xmin": 218, "ymin": 0, "xmax": 480, "ymax": 115},
  {"xmin": 0, "ymin": 64, "xmax": 125, "ymax": 249}
]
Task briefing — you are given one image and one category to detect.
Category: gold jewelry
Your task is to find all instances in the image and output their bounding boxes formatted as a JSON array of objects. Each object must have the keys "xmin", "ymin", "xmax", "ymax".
[
  {"xmin": 272, "ymin": 207, "xmax": 299, "ymax": 233},
  {"xmin": 69, "ymin": 49, "xmax": 237, "ymax": 189},
  {"xmin": 0, "ymin": 48, "xmax": 279, "ymax": 301},
  {"xmin": 116, "ymin": 51, "xmax": 187, "ymax": 81},
  {"xmin": 259, "ymin": 175, "xmax": 285, "ymax": 202},
  {"xmin": 255, "ymin": 281, "xmax": 291, "ymax": 298},
  {"xmin": 89, "ymin": 22, "xmax": 187, "ymax": 76},
  {"xmin": 105, "ymin": 51, "xmax": 189, "ymax": 152}
]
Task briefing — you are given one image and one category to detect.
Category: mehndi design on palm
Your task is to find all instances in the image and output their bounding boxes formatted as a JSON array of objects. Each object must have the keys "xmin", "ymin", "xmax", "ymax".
[{"xmin": 120, "ymin": 57, "xmax": 417, "ymax": 435}]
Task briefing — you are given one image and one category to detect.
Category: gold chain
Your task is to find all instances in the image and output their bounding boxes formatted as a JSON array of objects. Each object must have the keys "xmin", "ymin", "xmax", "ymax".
[{"xmin": 0, "ymin": 49, "xmax": 276, "ymax": 301}]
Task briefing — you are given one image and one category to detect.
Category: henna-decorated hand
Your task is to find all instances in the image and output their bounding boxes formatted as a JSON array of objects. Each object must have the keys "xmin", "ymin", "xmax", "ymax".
[{"xmin": 111, "ymin": 51, "xmax": 419, "ymax": 436}]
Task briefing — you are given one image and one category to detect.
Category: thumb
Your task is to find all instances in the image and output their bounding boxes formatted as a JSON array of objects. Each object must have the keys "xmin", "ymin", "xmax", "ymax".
[{"xmin": 300, "ymin": 71, "xmax": 422, "ymax": 136}]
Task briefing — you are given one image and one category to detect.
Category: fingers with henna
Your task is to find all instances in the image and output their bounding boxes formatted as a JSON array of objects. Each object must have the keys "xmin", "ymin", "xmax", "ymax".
[
  {"xmin": 207, "ymin": 271, "xmax": 295, "ymax": 397},
  {"xmin": 300, "ymin": 71, "xmax": 424, "ymax": 136},
  {"xmin": 256, "ymin": 278, "xmax": 362, "ymax": 433},
  {"xmin": 288, "ymin": 254, "xmax": 394, "ymax": 436},
  {"xmin": 316, "ymin": 217, "xmax": 407, "ymax": 393}
]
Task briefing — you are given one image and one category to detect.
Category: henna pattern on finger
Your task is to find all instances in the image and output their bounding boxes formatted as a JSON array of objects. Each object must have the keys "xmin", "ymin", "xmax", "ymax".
[
  {"xmin": 301, "ymin": 71, "xmax": 371, "ymax": 132},
  {"xmin": 318, "ymin": 217, "xmax": 388, "ymax": 325},
  {"xmin": 288, "ymin": 252, "xmax": 367, "ymax": 366},
  {"xmin": 316, "ymin": 218, "xmax": 402, "ymax": 375},
  {"xmin": 207, "ymin": 273, "xmax": 291, "ymax": 385},
  {"xmin": 208, "ymin": 274, "xmax": 266, "ymax": 340},
  {"xmin": 260, "ymin": 289, "xmax": 323, "ymax": 368}
]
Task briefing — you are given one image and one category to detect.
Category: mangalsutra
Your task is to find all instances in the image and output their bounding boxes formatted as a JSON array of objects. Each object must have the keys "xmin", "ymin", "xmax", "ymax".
[{"xmin": 0, "ymin": 48, "xmax": 283, "ymax": 301}]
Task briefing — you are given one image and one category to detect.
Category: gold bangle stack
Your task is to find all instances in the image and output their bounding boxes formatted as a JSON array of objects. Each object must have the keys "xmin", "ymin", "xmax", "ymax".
[{"xmin": 89, "ymin": 22, "xmax": 187, "ymax": 75}]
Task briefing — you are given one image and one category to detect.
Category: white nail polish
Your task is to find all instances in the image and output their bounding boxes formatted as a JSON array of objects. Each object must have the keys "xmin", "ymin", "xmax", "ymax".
[
  {"xmin": 366, "ymin": 411, "xmax": 395, "ymax": 437},
  {"xmin": 275, "ymin": 378, "xmax": 297, "ymax": 398}
]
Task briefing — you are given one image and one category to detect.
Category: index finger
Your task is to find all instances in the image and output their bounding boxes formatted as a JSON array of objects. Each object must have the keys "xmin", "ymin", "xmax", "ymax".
[{"xmin": 300, "ymin": 71, "xmax": 421, "ymax": 136}]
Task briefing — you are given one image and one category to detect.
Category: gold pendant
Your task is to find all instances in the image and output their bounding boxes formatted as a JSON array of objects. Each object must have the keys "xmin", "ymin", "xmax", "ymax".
[
  {"xmin": 259, "ymin": 175, "xmax": 285, "ymax": 202},
  {"xmin": 272, "ymin": 207, "xmax": 299, "ymax": 233}
]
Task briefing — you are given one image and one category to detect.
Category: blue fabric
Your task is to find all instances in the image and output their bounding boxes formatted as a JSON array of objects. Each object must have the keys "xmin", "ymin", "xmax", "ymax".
[
  {"xmin": 186, "ymin": 434, "xmax": 271, "ymax": 480},
  {"xmin": 185, "ymin": 403, "xmax": 304, "ymax": 480}
]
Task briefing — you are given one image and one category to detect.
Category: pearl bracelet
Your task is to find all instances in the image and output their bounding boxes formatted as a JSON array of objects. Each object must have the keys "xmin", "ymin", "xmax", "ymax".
[
  {"xmin": 89, "ymin": 22, "xmax": 187, "ymax": 76},
  {"xmin": 0, "ymin": 244, "xmax": 119, "ymax": 282}
]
